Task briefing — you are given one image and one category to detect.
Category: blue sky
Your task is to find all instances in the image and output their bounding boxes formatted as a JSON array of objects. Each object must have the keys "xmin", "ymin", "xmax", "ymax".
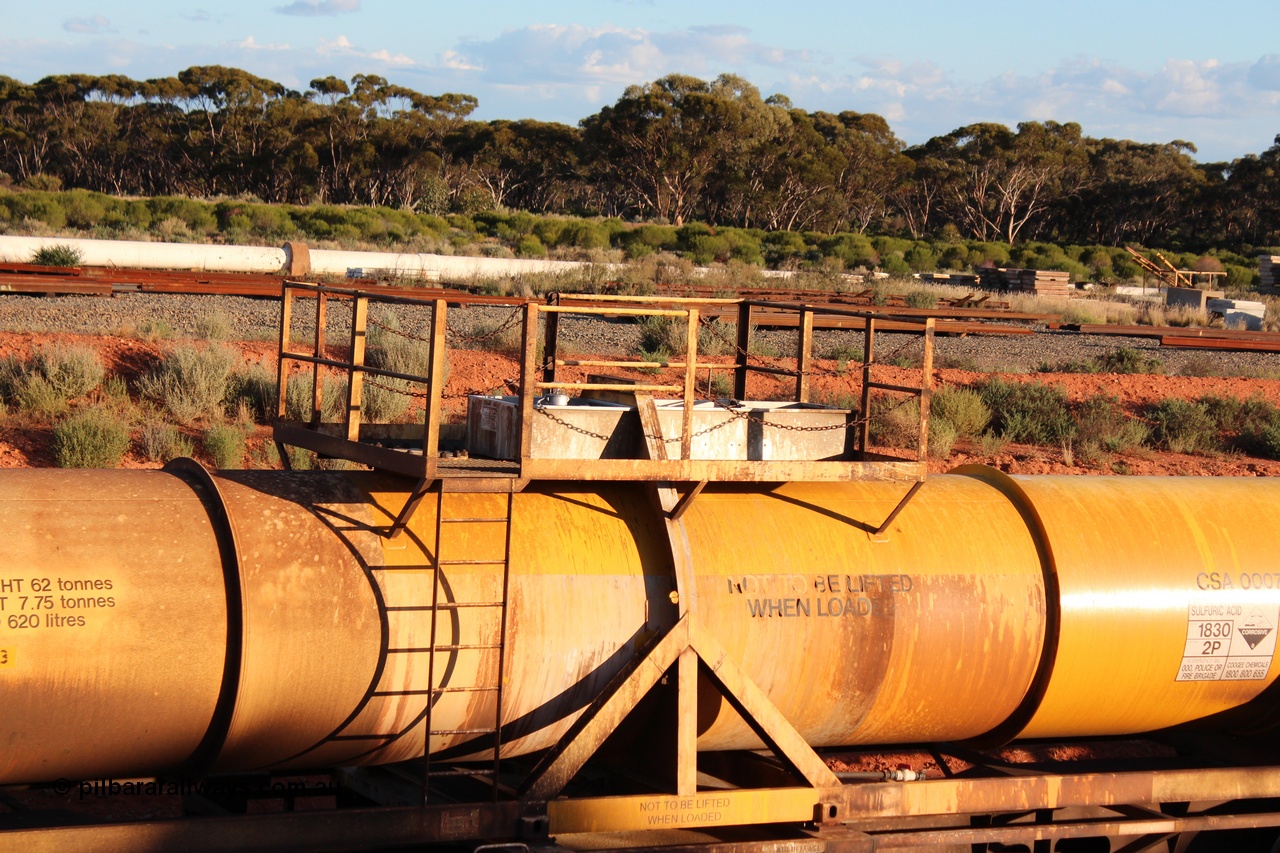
[{"xmin": 4, "ymin": 0, "xmax": 1280, "ymax": 162}]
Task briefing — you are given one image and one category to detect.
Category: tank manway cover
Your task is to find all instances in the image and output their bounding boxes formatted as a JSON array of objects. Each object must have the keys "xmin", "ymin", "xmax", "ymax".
[{"xmin": 1240, "ymin": 610, "xmax": 1274, "ymax": 650}]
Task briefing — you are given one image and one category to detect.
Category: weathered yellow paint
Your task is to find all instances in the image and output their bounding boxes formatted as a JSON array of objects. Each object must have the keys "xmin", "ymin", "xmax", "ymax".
[
  {"xmin": 4, "ymin": 467, "xmax": 1280, "ymax": 788},
  {"xmin": 1006, "ymin": 475, "xmax": 1280, "ymax": 737}
]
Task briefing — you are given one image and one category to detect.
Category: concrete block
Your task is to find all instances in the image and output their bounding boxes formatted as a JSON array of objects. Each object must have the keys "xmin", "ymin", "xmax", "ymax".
[{"xmin": 1165, "ymin": 287, "xmax": 1223, "ymax": 310}]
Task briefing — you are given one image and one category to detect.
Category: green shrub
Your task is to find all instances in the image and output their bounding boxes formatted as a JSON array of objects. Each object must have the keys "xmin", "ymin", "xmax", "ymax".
[
  {"xmin": 1199, "ymin": 394, "xmax": 1280, "ymax": 454},
  {"xmin": 203, "ymin": 422, "xmax": 247, "ymax": 469},
  {"xmin": 979, "ymin": 379, "xmax": 1075, "ymax": 445},
  {"xmin": 0, "ymin": 355, "xmax": 22, "ymax": 402},
  {"xmin": 1074, "ymin": 394, "xmax": 1148, "ymax": 454},
  {"xmin": 928, "ymin": 417, "xmax": 958, "ymax": 459},
  {"xmin": 30, "ymin": 344, "xmax": 104, "ymax": 399},
  {"xmin": 137, "ymin": 344, "xmax": 237, "ymax": 424},
  {"xmin": 230, "ymin": 360, "xmax": 278, "ymax": 422},
  {"xmin": 1097, "ymin": 347, "xmax": 1163, "ymax": 374},
  {"xmin": 904, "ymin": 289, "xmax": 938, "ymax": 309},
  {"xmin": 52, "ymin": 409, "xmax": 130, "ymax": 468},
  {"xmin": 868, "ymin": 394, "xmax": 920, "ymax": 450},
  {"xmin": 193, "ymin": 310, "xmax": 233, "ymax": 341},
  {"xmin": 62, "ymin": 191, "xmax": 106, "ymax": 228},
  {"xmin": 360, "ymin": 375, "xmax": 412, "ymax": 423},
  {"xmin": 285, "ymin": 372, "xmax": 349, "ymax": 422},
  {"xmin": 1148, "ymin": 398, "xmax": 1218, "ymax": 454},
  {"xmin": 138, "ymin": 423, "xmax": 194, "ymax": 462},
  {"xmin": 904, "ymin": 244, "xmax": 937, "ymax": 272},
  {"xmin": 931, "ymin": 386, "xmax": 990, "ymax": 438},
  {"xmin": 29, "ymin": 244, "xmax": 84, "ymax": 267},
  {"xmin": 1261, "ymin": 422, "xmax": 1280, "ymax": 460},
  {"xmin": 1, "ymin": 345, "xmax": 104, "ymax": 415},
  {"xmin": 637, "ymin": 315, "xmax": 685, "ymax": 358},
  {"xmin": 137, "ymin": 319, "xmax": 173, "ymax": 340},
  {"xmin": 516, "ymin": 234, "xmax": 547, "ymax": 258},
  {"xmin": 697, "ymin": 319, "xmax": 735, "ymax": 357},
  {"xmin": 367, "ymin": 311, "xmax": 440, "ymax": 379},
  {"xmin": 14, "ymin": 375, "xmax": 68, "ymax": 417},
  {"xmin": 21, "ymin": 173, "xmax": 62, "ymax": 191}
]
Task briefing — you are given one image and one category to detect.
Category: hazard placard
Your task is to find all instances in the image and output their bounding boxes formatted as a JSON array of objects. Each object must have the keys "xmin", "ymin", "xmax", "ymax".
[{"xmin": 1177, "ymin": 604, "xmax": 1279, "ymax": 682}]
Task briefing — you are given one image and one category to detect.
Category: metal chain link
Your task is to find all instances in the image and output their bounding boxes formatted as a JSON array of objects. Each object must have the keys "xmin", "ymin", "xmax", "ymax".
[
  {"xmin": 364, "ymin": 375, "xmax": 430, "ymax": 399},
  {"xmin": 366, "ymin": 315, "xmax": 438, "ymax": 346},
  {"xmin": 446, "ymin": 308, "xmax": 523, "ymax": 345},
  {"xmin": 695, "ymin": 314, "xmax": 925, "ymax": 381},
  {"xmin": 533, "ymin": 392, "xmax": 920, "ymax": 442}
]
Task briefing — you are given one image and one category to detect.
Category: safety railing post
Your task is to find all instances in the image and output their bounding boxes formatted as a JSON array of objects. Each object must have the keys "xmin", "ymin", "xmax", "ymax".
[
  {"xmin": 918, "ymin": 318, "xmax": 935, "ymax": 465},
  {"xmin": 796, "ymin": 306, "xmax": 813, "ymax": 403},
  {"xmin": 859, "ymin": 318, "xmax": 876, "ymax": 458},
  {"xmin": 346, "ymin": 296, "xmax": 368, "ymax": 443},
  {"xmin": 681, "ymin": 308, "xmax": 699, "ymax": 460},
  {"xmin": 275, "ymin": 285, "xmax": 294, "ymax": 422},
  {"xmin": 518, "ymin": 303, "xmax": 538, "ymax": 467},
  {"xmin": 734, "ymin": 300, "xmax": 751, "ymax": 400},
  {"xmin": 310, "ymin": 292, "xmax": 328, "ymax": 427},
  {"xmin": 424, "ymin": 299, "xmax": 447, "ymax": 477}
]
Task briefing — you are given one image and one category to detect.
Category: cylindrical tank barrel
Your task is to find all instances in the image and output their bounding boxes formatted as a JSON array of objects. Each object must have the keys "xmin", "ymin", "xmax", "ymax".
[{"xmin": 1, "ymin": 466, "xmax": 1279, "ymax": 785}]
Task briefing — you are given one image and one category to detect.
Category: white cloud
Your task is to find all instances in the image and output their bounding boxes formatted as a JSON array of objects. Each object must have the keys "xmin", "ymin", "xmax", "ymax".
[
  {"xmin": 237, "ymin": 37, "xmax": 290, "ymax": 52},
  {"xmin": 62, "ymin": 16, "xmax": 114, "ymax": 35},
  {"xmin": 439, "ymin": 50, "xmax": 482, "ymax": 72},
  {"xmin": 440, "ymin": 23, "xmax": 804, "ymax": 89},
  {"xmin": 1247, "ymin": 54, "xmax": 1280, "ymax": 91},
  {"xmin": 274, "ymin": 0, "xmax": 360, "ymax": 17},
  {"xmin": 315, "ymin": 35, "xmax": 413, "ymax": 67}
]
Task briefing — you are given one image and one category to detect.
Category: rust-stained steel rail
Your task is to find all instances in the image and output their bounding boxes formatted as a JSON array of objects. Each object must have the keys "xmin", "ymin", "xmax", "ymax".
[{"xmin": 0, "ymin": 263, "xmax": 1049, "ymax": 329}]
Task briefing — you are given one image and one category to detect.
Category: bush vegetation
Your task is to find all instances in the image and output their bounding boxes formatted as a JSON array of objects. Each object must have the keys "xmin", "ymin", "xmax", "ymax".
[
  {"xmin": 137, "ymin": 344, "xmax": 237, "ymax": 423},
  {"xmin": 0, "ymin": 344, "xmax": 104, "ymax": 416},
  {"xmin": 0, "ymin": 188, "xmax": 1265, "ymax": 291},
  {"xmin": 29, "ymin": 243, "xmax": 84, "ymax": 266},
  {"xmin": 52, "ymin": 409, "xmax": 130, "ymax": 468},
  {"xmin": 138, "ymin": 423, "xmax": 194, "ymax": 463},
  {"xmin": 204, "ymin": 422, "xmax": 247, "ymax": 469}
]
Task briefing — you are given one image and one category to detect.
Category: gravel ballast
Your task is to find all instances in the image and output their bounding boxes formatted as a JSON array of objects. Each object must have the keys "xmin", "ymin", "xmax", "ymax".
[{"xmin": 2, "ymin": 292, "xmax": 1279, "ymax": 377}]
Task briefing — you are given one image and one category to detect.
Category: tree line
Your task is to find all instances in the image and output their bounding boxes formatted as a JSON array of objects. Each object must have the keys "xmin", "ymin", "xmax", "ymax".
[{"xmin": 1, "ymin": 67, "xmax": 1278, "ymax": 252}]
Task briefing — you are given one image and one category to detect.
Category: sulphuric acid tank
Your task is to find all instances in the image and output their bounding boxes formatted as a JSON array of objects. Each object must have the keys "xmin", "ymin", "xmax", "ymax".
[{"xmin": 2, "ymin": 464, "xmax": 1279, "ymax": 785}]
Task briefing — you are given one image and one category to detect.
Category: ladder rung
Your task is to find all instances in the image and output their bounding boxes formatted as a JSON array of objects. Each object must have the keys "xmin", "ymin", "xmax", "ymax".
[
  {"xmin": 372, "ymin": 686, "xmax": 498, "ymax": 698},
  {"xmin": 389, "ymin": 644, "xmax": 502, "ymax": 652},
  {"xmin": 430, "ymin": 728, "xmax": 498, "ymax": 735},
  {"xmin": 385, "ymin": 602, "xmax": 504, "ymax": 612},
  {"xmin": 441, "ymin": 517, "xmax": 508, "ymax": 523},
  {"xmin": 386, "ymin": 602, "xmax": 503, "ymax": 611},
  {"xmin": 438, "ymin": 559, "xmax": 506, "ymax": 566},
  {"xmin": 426, "ymin": 768, "xmax": 497, "ymax": 778},
  {"xmin": 373, "ymin": 689, "xmax": 432, "ymax": 697}
]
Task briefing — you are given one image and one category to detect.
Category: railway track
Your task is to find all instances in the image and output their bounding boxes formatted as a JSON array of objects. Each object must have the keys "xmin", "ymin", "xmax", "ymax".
[{"xmin": 5, "ymin": 262, "xmax": 1280, "ymax": 350}]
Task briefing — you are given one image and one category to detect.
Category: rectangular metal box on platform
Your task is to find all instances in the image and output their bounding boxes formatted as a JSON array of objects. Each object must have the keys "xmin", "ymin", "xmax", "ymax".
[{"xmin": 465, "ymin": 395, "xmax": 852, "ymax": 461}]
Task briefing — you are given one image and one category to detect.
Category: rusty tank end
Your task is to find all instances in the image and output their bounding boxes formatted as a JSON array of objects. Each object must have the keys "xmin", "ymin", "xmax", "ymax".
[{"xmin": 2, "ymin": 465, "xmax": 1279, "ymax": 784}]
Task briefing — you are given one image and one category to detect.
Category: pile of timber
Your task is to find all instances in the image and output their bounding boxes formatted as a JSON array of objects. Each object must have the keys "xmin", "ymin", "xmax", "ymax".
[
  {"xmin": 978, "ymin": 267, "xmax": 1074, "ymax": 298},
  {"xmin": 1261, "ymin": 256, "xmax": 1280, "ymax": 288}
]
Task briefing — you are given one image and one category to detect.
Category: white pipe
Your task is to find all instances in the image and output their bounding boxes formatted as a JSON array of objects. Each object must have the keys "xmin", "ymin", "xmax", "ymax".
[
  {"xmin": 0, "ymin": 236, "xmax": 286, "ymax": 273},
  {"xmin": 306, "ymin": 249, "xmax": 597, "ymax": 279},
  {"xmin": 0, "ymin": 234, "xmax": 604, "ymax": 280},
  {"xmin": 0, "ymin": 234, "xmax": 813, "ymax": 283}
]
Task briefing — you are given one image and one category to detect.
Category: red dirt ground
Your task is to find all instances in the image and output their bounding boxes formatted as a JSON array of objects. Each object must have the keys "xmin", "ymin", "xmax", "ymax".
[{"xmin": 4, "ymin": 331, "xmax": 1280, "ymax": 476}]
